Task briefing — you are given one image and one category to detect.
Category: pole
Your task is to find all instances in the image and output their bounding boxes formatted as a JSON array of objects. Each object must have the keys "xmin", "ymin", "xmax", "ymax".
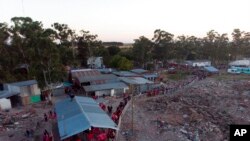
[
  {"xmin": 43, "ymin": 70, "xmax": 48, "ymax": 86},
  {"xmin": 131, "ymin": 85, "xmax": 135, "ymax": 138}
]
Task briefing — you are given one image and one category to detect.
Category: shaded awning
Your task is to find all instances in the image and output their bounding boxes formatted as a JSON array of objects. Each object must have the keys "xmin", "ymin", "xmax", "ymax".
[{"xmin": 55, "ymin": 96, "xmax": 117, "ymax": 140}]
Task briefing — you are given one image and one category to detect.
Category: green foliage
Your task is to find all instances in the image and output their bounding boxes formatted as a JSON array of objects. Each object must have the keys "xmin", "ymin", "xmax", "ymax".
[
  {"xmin": 168, "ymin": 71, "xmax": 187, "ymax": 80},
  {"xmin": 107, "ymin": 46, "xmax": 121, "ymax": 56},
  {"xmin": 109, "ymin": 55, "xmax": 133, "ymax": 70}
]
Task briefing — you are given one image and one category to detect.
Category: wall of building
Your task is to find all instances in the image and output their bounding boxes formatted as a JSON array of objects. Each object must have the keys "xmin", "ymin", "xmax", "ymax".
[
  {"xmin": 192, "ymin": 61, "xmax": 211, "ymax": 67},
  {"xmin": 0, "ymin": 98, "xmax": 11, "ymax": 110},
  {"xmin": 95, "ymin": 90, "xmax": 111, "ymax": 96}
]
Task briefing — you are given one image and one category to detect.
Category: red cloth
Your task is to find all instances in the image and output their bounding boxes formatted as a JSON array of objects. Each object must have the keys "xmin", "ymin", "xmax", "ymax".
[
  {"xmin": 92, "ymin": 128, "xmax": 101, "ymax": 135},
  {"xmin": 111, "ymin": 114, "xmax": 118, "ymax": 121},
  {"xmin": 97, "ymin": 133, "xmax": 107, "ymax": 141},
  {"xmin": 87, "ymin": 132, "xmax": 94, "ymax": 141}
]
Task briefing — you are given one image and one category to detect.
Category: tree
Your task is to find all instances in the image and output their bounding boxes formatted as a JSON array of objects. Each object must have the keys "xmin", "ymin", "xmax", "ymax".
[
  {"xmin": 109, "ymin": 55, "xmax": 133, "ymax": 70},
  {"xmin": 77, "ymin": 30, "xmax": 101, "ymax": 67},
  {"xmin": 107, "ymin": 46, "xmax": 121, "ymax": 56},
  {"xmin": 152, "ymin": 29, "xmax": 174, "ymax": 60},
  {"xmin": 132, "ymin": 36, "xmax": 153, "ymax": 68}
]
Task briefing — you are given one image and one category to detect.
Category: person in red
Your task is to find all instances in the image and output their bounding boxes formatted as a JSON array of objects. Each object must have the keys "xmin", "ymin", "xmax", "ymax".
[
  {"xmin": 111, "ymin": 113, "xmax": 118, "ymax": 124},
  {"xmin": 87, "ymin": 132, "xmax": 94, "ymax": 141},
  {"xmin": 97, "ymin": 133, "xmax": 107, "ymax": 141},
  {"xmin": 107, "ymin": 129, "xmax": 115, "ymax": 140},
  {"xmin": 43, "ymin": 131, "xmax": 49, "ymax": 141},
  {"xmin": 92, "ymin": 128, "xmax": 101, "ymax": 136},
  {"xmin": 75, "ymin": 136, "xmax": 81, "ymax": 141}
]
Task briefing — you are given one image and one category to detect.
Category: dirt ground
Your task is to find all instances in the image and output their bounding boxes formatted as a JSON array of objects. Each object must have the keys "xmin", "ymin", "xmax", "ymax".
[
  {"xmin": 117, "ymin": 74, "xmax": 250, "ymax": 141},
  {"xmin": 0, "ymin": 92, "xmax": 123, "ymax": 141},
  {"xmin": 0, "ymin": 101, "xmax": 54, "ymax": 141}
]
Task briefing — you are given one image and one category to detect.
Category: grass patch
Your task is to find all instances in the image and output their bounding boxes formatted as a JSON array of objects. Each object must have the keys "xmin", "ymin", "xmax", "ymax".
[{"xmin": 168, "ymin": 72, "xmax": 188, "ymax": 80}]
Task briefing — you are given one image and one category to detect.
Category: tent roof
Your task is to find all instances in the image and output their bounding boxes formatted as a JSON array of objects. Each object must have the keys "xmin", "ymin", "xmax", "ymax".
[{"xmin": 55, "ymin": 96, "xmax": 117, "ymax": 140}]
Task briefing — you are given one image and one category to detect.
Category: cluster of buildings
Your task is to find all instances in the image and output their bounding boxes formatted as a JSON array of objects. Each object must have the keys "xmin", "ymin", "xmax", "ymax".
[{"xmin": 69, "ymin": 68, "xmax": 159, "ymax": 97}]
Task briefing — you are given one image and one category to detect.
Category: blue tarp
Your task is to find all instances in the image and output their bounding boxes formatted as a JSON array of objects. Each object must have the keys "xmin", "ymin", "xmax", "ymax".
[
  {"xmin": 204, "ymin": 66, "xmax": 219, "ymax": 73},
  {"xmin": 55, "ymin": 96, "xmax": 117, "ymax": 140}
]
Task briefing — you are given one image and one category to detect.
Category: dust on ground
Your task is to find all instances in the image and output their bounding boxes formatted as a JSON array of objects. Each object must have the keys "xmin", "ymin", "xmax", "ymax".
[{"xmin": 117, "ymin": 75, "xmax": 250, "ymax": 141}]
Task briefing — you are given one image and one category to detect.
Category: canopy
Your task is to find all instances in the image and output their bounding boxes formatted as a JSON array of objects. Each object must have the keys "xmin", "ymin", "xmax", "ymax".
[{"xmin": 55, "ymin": 96, "xmax": 117, "ymax": 140}]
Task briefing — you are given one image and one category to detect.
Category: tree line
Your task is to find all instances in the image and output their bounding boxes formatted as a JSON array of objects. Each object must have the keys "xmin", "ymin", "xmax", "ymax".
[{"xmin": 1, "ymin": 17, "xmax": 250, "ymax": 88}]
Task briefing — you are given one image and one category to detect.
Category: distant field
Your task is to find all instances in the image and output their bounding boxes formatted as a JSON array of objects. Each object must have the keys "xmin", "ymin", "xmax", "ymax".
[{"xmin": 120, "ymin": 43, "xmax": 133, "ymax": 48}]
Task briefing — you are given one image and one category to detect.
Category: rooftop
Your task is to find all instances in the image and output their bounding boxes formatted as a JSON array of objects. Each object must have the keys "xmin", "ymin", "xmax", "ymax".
[
  {"xmin": 112, "ymin": 71, "xmax": 138, "ymax": 77},
  {"xmin": 120, "ymin": 77, "xmax": 154, "ymax": 85},
  {"xmin": 78, "ymin": 74, "xmax": 118, "ymax": 83},
  {"xmin": 130, "ymin": 69, "xmax": 148, "ymax": 74},
  {"xmin": 8, "ymin": 80, "xmax": 37, "ymax": 87},
  {"xmin": 55, "ymin": 96, "xmax": 117, "ymax": 140},
  {"xmin": 83, "ymin": 82, "xmax": 128, "ymax": 92}
]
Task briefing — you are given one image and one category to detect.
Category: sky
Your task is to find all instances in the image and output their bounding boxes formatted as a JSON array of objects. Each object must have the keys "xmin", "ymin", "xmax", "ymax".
[{"xmin": 0, "ymin": 0, "xmax": 250, "ymax": 43}]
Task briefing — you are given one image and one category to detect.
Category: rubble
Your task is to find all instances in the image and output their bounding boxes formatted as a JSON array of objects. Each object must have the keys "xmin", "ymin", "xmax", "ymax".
[
  {"xmin": 117, "ymin": 76, "xmax": 250, "ymax": 141},
  {"xmin": 0, "ymin": 102, "xmax": 54, "ymax": 141}
]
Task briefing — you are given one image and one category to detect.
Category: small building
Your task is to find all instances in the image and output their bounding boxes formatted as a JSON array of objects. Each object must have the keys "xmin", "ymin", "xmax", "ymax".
[
  {"xmin": 143, "ymin": 73, "xmax": 158, "ymax": 82},
  {"xmin": 83, "ymin": 82, "xmax": 128, "ymax": 97},
  {"xmin": 119, "ymin": 77, "xmax": 154, "ymax": 94},
  {"xmin": 87, "ymin": 57, "xmax": 104, "ymax": 69},
  {"xmin": 227, "ymin": 66, "xmax": 250, "ymax": 74},
  {"xmin": 185, "ymin": 60, "xmax": 211, "ymax": 67},
  {"xmin": 0, "ymin": 80, "xmax": 41, "ymax": 109},
  {"xmin": 130, "ymin": 69, "xmax": 158, "ymax": 82},
  {"xmin": 55, "ymin": 96, "xmax": 117, "ymax": 140}
]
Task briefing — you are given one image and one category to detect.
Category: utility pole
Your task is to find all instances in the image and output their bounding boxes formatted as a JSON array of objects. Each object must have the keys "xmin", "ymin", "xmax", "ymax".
[
  {"xmin": 131, "ymin": 85, "xmax": 134, "ymax": 135},
  {"xmin": 43, "ymin": 70, "xmax": 48, "ymax": 87},
  {"xmin": 131, "ymin": 84, "xmax": 137, "ymax": 138}
]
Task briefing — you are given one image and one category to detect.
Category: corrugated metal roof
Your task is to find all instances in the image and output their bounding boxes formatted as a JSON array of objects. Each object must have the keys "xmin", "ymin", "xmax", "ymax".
[
  {"xmin": 78, "ymin": 74, "xmax": 118, "ymax": 83},
  {"xmin": 204, "ymin": 66, "xmax": 219, "ymax": 73},
  {"xmin": 143, "ymin": 73, "xmax": 158, "ymax": 78},
  {"xmin": 83, "ymin": 82, "xmax": 128, "ymax": 92},
  {"xmin": 55, "ymin": 96, "xmax": 117, "ymax": 140},
  {"xmin": 120, "ymin": 77, "xmax": 153, "ymax": 85},
  {"xmin": 112, "ymin": 71, "xmax": 138, "ymax": 77},
  {"xmin": 8, "ymin": 80, "xmax": 37, "ymax": 87},
  {"xmin": 0, "ymin": 90, "xmax": 19, "ymax": 99},
  {"xmin": 130, "ymin": 69, "xmax": 148, "ymax": 74}
]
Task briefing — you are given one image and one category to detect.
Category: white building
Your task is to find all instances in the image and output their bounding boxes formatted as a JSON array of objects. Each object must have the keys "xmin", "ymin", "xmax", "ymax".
[
  {"xmin": 229, "ymin": 59, "xmax": 250, "ymax": 67},
  {"xmin": 185, "ymin": 60, "xmax": 211, "ymax": 67},
  {"xmin": 87, "ymin": 57, "xmax": 104, "ymax": 69}
]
